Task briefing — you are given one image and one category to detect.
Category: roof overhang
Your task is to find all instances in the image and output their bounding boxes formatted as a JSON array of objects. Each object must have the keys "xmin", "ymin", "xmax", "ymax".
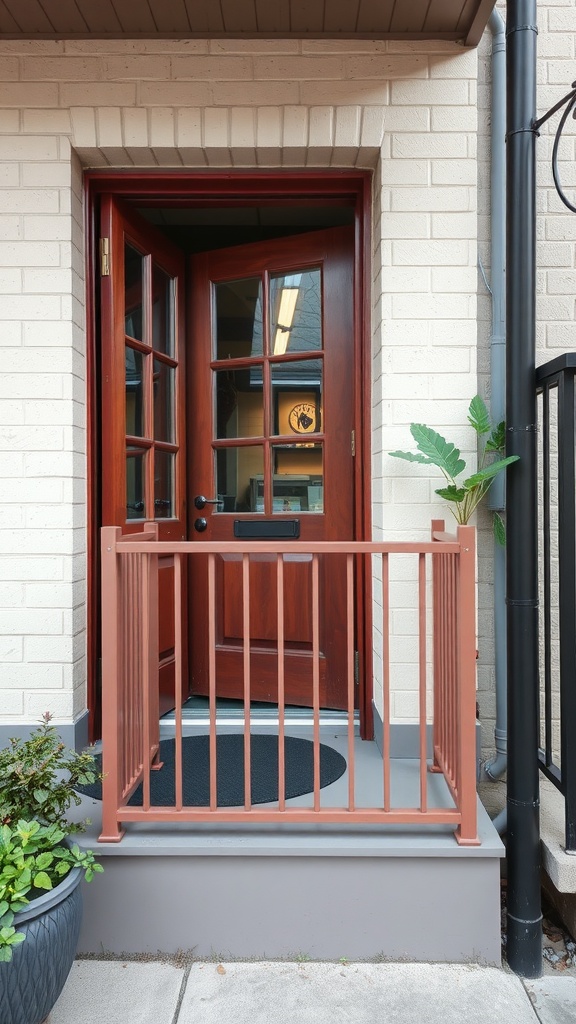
[{"xmin": 0, "ymin": 1, "xmax": 496, "ymax": 48}]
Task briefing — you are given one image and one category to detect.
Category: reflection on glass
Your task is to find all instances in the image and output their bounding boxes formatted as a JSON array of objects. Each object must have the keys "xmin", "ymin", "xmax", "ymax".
[
  {"xmin": 270, "ymin": 269, "xmax": 321, "ymax": 356},
  {"xmin": 272, "ymin": 444, "xmax": 323, "ymax": 512},
  {"xmin": 152, "ymin": 263, "xmax": 174, "ymax": 356},
  {"xmin": 215, "ymin": 278, "xmax": 263, "ymax": 360},
  {"xmin": 216, "ymin": 446, "xmax": 265, "ymax": 512},
  {"xmin": 124, "ymin": 243, "xmax": 144, "ymax": 341},
  {"xmin": 271, "ymin": 363, "xmax": 322, "ymax": 437},
  {"xmin": 154, "ymin": 450, "xmax": 174, "ymax": 519},
  {"xmin": 125, "ymin": 347, "xmax": 145, "ymax": 437},
  {"xmin": 215, "ymin": 368, "xmax": 263, "ymax": 440},
  {"xmin": 126, "ymin": 449, "xmax": 145, "ymax": 520},
  {"xmin": 153, "ymin": 359, "xmax": 174, "ymax": 443}
]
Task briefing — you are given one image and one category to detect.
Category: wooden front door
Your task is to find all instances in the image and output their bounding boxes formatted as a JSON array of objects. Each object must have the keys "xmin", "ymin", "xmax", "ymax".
[
  {"xmin": 100, "ymin": 197, "xmax": 187, "ymax": 715},
  {"xmin": 188, "ymin": 227, "xmax": 355, "ymax": 709}
]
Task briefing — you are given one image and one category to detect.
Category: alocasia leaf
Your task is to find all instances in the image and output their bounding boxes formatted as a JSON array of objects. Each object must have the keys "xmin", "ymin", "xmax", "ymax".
[
  {"xmin": 409, "ymin": 424, "xmax": 466, "ymax": 478},
  {"xmin": 467, "ymin": 395, "xmax": 491, "ymax": 436}
]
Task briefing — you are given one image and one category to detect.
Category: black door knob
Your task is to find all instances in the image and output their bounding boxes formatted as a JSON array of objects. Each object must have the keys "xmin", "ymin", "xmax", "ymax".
[{"xmin": 194, "ymin": 517, "xmax": 208, "ymax": 533}]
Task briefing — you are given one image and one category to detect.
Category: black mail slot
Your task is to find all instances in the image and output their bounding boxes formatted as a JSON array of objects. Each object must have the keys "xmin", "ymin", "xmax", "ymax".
[{"xmin": 233, "ymin": 519, "xmax": 300, "ymax": 540}]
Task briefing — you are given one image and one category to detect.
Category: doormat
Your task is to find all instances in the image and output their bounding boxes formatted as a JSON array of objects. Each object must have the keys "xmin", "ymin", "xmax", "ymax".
[{"xmin": 76, "ymin": 734, "xmax": 347, "ymax": 807}]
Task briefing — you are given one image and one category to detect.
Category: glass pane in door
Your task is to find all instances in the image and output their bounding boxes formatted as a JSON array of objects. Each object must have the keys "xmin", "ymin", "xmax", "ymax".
[
  {"xmin": 154, "ymin": 450, "xmax": 174, "ymax": 519},
  {"xmin": 272, "ymin": 444, "xmax": 323, "ymax": 512},
  {"xmin": 125, "ymin": 347, "xmax": 145, "ymax": 437},
  {"xmin": 215, "ymin": 278, "xmax": 263, "ymax": 359},
  {"xmin": 271, "ymin": 360, "xmax": 322, "ymax": 437},
  {"xmin": 153, "ymin": 359, "xmax": 174, "ymax": 443},
  {"xmin": 124, "ymin": 243, "xmax": 144, "ymax": 341},
  {"xmin": 126, "ymin": 448, "xmax": 146, "ymax": 519},
  {"xmin": 270, "ymin": 269, "xmax": 322, "ymax": 356},
  {"xmin": 216, "ymin": 446, "xmax": 265, "ymax": 512},
  {"xmin": 152, "ymin": 263, "xmax": 174, "ymax": 356},
  {"xmin": 215, "ymin": 367, "xmax": 264, "ymax": 439}
]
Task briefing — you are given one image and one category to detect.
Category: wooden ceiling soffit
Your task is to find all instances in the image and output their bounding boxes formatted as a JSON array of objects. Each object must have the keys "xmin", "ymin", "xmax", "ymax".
[{"xmin": 0, "ymin": 0, "xmax": 496, "ymax": 48}]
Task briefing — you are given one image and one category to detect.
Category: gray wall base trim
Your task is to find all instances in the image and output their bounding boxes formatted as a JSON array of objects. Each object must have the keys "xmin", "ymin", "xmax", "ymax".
[
  {"xmin": 371, "ymin": 709, "xmax": 432, "ymax": 759},
  {"xmin": 78, "ymin": 853, "xmax": 502, "ymax": 963},
  {"xmin": 0, "ymin": 711, "xmax": 90, "ymax": 753},
  {"xmin": 371, "ymin": 704, "xmax": 481, "ymax": 762}
]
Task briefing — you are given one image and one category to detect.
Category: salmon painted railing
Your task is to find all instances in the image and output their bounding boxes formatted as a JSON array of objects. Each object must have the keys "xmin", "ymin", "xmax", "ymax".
[{"xmin": 99, "ymin": 520, "xmax": 478, "ymax": 845}]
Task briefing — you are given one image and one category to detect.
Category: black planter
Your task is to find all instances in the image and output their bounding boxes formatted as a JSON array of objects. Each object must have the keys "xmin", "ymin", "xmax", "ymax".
[{"xmin": 0, "ymin": 866, "xmax": 82, "ymax": 1024}]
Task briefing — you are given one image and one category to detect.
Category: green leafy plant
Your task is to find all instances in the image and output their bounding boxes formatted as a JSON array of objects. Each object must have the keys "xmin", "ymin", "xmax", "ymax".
[
  {"xmin": 0, "ymin": 820, "xmax": 103, "ymax": 961},
  {"xmin": 0, "ymin": 712, "xmax": 100, "ymax": 833},
  {"xmin": 389, "ymin": 396, "xmax": 519, "ymax": 545},
  {"xmin": 0, "ymin": 714, "xmax": 104, "ymax": 962}
]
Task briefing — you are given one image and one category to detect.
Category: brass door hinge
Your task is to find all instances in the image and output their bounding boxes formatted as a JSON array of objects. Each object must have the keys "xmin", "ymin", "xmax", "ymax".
[
  {"xmin": 351, "ymin": 430, "xmax": 356, "ymax": 457},
  {"xmin": 100, "ymin": 237, "xmax": 110, "ymax": 276}
]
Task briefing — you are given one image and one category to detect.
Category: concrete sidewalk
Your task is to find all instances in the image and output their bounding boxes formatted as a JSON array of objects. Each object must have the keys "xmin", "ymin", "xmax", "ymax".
[{"xmin": 47, "ymin": 960, "xmax": 576, "ymax": 1024}]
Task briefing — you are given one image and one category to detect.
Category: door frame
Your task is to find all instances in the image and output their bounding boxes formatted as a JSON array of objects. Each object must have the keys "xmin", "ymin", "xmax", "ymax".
[{"xmin": 85, "ymin": 170, "xmax": 373, "ymax": 741}]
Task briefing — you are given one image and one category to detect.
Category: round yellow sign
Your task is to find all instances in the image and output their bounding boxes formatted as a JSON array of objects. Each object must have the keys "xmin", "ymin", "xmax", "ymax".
[{"xmin": 288, "ymin": 402, "xmax": 317, "ymax": 434}]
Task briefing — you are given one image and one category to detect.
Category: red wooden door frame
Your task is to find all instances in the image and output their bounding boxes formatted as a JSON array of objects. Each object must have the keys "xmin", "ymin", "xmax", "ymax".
[{"xmin": 85, "ymin": 170, "xmax": 373, "ymax": 741}]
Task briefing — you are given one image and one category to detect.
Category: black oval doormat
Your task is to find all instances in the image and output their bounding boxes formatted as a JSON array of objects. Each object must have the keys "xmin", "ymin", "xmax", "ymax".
[{"xmin": 77, "ymin": 734, "xmax": 346, "ymax": 807}]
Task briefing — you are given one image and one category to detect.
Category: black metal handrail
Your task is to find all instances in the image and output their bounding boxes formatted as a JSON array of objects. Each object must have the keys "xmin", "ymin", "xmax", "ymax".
[{"xmin": 536, "ymin": 354, "xmax": 576, "ymax": 851}]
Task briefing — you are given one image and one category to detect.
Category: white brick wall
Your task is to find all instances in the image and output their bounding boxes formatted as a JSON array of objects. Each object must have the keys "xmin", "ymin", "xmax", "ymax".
[{"xmin": 0, "ymin": 35, "xmax": 479, "ymax": 732}]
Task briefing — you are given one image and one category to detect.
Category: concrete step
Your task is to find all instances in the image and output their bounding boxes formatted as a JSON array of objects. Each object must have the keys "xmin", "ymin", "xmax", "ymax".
[{"xmin": 72, "ymin": 750, "xmax": 504, "ymax": 963}]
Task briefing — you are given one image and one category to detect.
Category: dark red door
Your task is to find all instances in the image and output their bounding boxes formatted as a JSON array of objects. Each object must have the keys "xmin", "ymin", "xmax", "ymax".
[
  {"xmin": 100, "ymin": 197, "xmax": 188, "ymax": 714},
  {"xmin": 188, "ymin": 227, "xmax": 355, "ymax": 709}
]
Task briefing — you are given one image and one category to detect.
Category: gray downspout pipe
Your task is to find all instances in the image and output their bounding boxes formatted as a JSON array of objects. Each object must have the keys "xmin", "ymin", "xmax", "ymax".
[{"xmin": 482, "ymin": 9, "xmax": 508, "ymax": 798}]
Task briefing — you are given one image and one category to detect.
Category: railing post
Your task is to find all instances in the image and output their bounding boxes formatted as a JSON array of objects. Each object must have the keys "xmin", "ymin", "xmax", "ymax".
[
  {"xmin": 455, "ymin": 524, "xmax": 479, "ymax": 845},
  {"xmin": 99, "ymin": 526, "xmax": 125, "ymax": 843},
  {"xmin": 557, "ymin": 369, "xmax": 576, "ymax": 851}
]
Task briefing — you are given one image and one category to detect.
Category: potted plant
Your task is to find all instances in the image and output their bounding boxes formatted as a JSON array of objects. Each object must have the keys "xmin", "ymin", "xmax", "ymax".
[
  {"xmin": 389, "ymin": 395, "xmax": 519, "ymax": 542},
  {"xmin": 0, "ymin": 713, "xmax": 103, "ymax": 1024}
]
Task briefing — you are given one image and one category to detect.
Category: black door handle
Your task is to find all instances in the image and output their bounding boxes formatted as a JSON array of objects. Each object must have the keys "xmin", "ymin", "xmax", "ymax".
[
  {"xmin": 194, "ymin": 495, "xmax": 222, "ymax": 510},
  {"xmin": 194, "ymin": 517, "xmax": 208, "ymax": 533}
]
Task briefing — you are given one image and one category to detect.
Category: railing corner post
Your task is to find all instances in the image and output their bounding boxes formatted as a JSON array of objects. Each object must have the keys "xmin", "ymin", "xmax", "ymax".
[
  {"xmin": 455, "ymin": 523, "xmax": 479, "ymax": 845},
  {"xmin": 99, "ymin": 526, "xmax": 124, "ymax": 843}
]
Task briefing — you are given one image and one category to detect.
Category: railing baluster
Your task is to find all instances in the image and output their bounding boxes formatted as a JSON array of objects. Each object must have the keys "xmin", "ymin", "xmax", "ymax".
[
  {"xmin": 122, "ymin": 555, "xmax": 130, "ymax": 795},
  {"xmin": 243, "ymin": 554, "xmax": 251, "ymax": 811},
  {"xmin": 382, "ymin": 551, "xmax": 390, "ymax": 812},
  {"xmin": 128, "ymin": 555, "xmax": 137, "ymax": 786},
  {"xmin": 542, "ymin": 383, "xmax": 552, "ymax": 769},
  {"xmin": 439, "ymin": 557, "xmax": 450, "ymax": 782},
  {"xmin": 174, "ymin": 553, "xmax": 183, "ymax": 812},
  {"xmin": 312, "ymin": 553, "xmax": 320, "ymax": 812},
  {"xmin": 440, "ymin": 552, "xmax": 450, "ymax": 782},
  {"xmin": 347, "ymin": 554, "xmax": 355, "ymax": 812},
  {"xmin": 418, "ymin": 552, "xmax": 427, "ymax": 812},
  {"xmin": 208, "ymin": 554, "xmax": 217, "ymax": 811},
  {"xmin": 440, "ymin": 550, "xmax": 448, "ymax": 782},
  {"xmin": 451, "ymin": 553, "xmax": 458, "ymax": 786},
  {"xmin": 277, "ymin": 554, "xmax": 285, "ymax": 811},
  {"xmin": 141, "ymin": 551, "xmax": 151, "ymax": 812},
  {"xmin": 430, "ymin": 521, "xmax": 443, "ymax": 777}
]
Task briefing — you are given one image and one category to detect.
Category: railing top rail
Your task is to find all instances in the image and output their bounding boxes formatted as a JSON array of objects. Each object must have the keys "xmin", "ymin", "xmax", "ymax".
[
  {"xmin": 103, "ymin": 536, "xmax": 465, "ymax": 556},
  {"xmin": 536, "ymin": 353, "xmax": 576, "ymax": 386}
]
